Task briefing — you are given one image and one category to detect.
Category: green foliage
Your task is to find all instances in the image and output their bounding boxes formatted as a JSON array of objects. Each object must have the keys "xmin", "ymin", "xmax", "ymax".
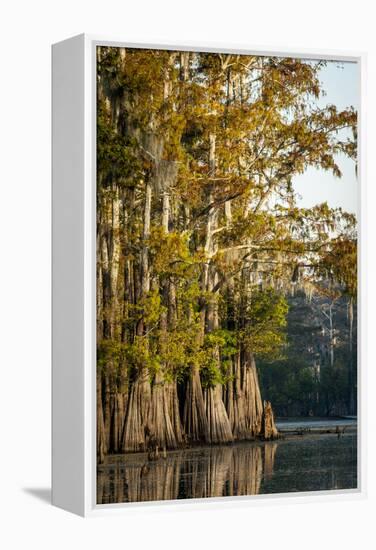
[
  {"xmin": 240, "ymin": 288, "xmax": 288, "ymax": 360},
  {"xmin": 96, "ymin": 46, "xmax": 357, "ymax": 403},
  {"xmin": 125, "ymin": 289, "xmax": 164, "ymax": 327},
  {"xmin": 200, "ymin": 329, "xmax": 238, "ymax": 387},
  {"xmin": 97, "ymin": 102, "xmax": 142, "ymax": 188},
  {"xmin": 149, "ymin": 228, "xmax": 195, "ymax": 279}
]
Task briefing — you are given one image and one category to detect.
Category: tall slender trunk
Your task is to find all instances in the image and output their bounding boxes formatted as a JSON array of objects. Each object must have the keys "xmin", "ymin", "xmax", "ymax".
[
  {"xmin": 203, "ymin": 133, "xmax": 233, "ymax": 444},
  {"xmin": 242, "ymin": 350, "xmax": 264, "ymax": 437},
  {"xmin": 122, "ymin": 180, "xmax": 152, "ymax": 452},
  {"xmin": 141, "ymin": 181, "xmax": 152, "ymax": 297},
  {"xmin": 205, "ymin": 267, "xmax": 233, "ymax": 446},
  {"xmin": 348, "ymin": 297, "xmax": 355, "ymax": 415},
  {"xmin": 329, "ymin": 302, "xmax": 334, "ymax": 368},
  {"xmin": 96, "ymin": 195, "xmax": 107, "ymax": 461},
  {"xmin": 97, "ymin": 371, "xmax": 106, "ymax": 463},
  {"xmin": 149, "ymin": 148, "xmax": 183, "ymax": 448},
  {"xmin": 227, "ymin": 351, "xmax": 248, "ymax": 439}
]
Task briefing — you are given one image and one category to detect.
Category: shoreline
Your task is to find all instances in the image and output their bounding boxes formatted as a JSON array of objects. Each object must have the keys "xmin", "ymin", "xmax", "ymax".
[{"xmin": 98, "ymin": 422, "xmax": 357, "ymax": 466}]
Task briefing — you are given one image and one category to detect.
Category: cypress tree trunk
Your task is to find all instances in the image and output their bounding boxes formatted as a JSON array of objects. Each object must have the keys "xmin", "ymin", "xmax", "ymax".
[
  {"xmin": 204, "ymin": 272, "xmax": 233, "ymax": 444},
  {"xmin": 227, "ymin": 352, "xmax": 248, "ymax": 439},
  {"xmin": 122, "ymin": 367, "xmax": 150, "ymax": 452},
  {"xmin": 261, "ymin": 400, "xmax": 279, "ymax": 440},
  {"xmin": 96, "ymin": 48, "xmax": 297, "ymax": 461},
  {"xmin": 149, "ymin": 139, "xmax": 183, "ymax": 448},
  {"xmin": 96, "ymin": 189, "xmax": 107, "ymax": 461},
  {"xmin": 122, "ymin": 180, "xmax": 152, "ymax": 452},
  {"xmin": 103, "ymin": 373, "xmax": 112, "ymax": 450},
  {"xmin": 97, "ymin": 371, "xmax": 106, "ymax": 464},
  {"xmin": 110, "ymin": 392, "xmax": 127, "ymax": 453},
  {"xmin": 183, "ymin": 363, "xmax": 210, "ymax": 443},
  {"xmin": 167, "ymin": 380, "xmax": 184, "ymax": 445},
  {"xmin": 348, "ymin": 297, "xmax": 355, "ymax": 415},
  {"xmin": 205, "ymin": 384, "xmax": 233, "ymax": 444},
  {"xmin": 242, "ymin": 350, "xmax": 264, "ymax": 437},
  {"xmin": 148, "ymin": 370, "xmax": 177, "ymax": 450},
  {"xmin": 205, "ymin": 271, "xmax": 233, "ymax": 443},
  {"xmin": 203, "ymin": 133, "xmax": 233, "ymax": 444}
]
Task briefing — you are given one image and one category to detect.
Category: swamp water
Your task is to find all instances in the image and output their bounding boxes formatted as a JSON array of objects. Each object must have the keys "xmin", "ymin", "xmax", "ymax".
[{"xmin": 97, "ymin": 420, "xmax": 357, "ymax": 504}]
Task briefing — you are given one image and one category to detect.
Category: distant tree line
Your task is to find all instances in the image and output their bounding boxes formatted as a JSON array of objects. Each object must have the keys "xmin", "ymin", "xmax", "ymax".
[{"xmin": 259, "ymin": 290, "xmax": 357, "ymax": 417}]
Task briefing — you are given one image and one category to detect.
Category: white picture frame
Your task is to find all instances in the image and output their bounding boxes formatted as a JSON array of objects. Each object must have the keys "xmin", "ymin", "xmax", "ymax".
[{"xmin": 52, "ymin": 34, "xmax": 367, "ymax": 517}]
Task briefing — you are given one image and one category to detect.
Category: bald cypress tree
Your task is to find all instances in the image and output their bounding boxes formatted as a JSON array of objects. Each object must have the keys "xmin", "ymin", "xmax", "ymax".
[{"xmin": 96, "ymin": 47, "xmax": 357, "ymax": 457}]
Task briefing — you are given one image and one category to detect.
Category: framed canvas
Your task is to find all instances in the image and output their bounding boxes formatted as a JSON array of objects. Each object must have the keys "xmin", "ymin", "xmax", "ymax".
[{"xmin": 52, "ymin": 34, "xmax": 366, "ymax": 516}]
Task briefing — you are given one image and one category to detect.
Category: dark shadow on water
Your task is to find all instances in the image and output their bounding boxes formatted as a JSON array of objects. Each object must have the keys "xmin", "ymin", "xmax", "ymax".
[{"xmin": 23, "ymin": 487, "xmax": 51, "ymax": 504}]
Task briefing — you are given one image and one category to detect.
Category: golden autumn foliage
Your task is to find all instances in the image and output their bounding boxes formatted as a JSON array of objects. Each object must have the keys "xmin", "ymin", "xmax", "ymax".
[{"xmin": 96, "ymin": 47, "xmax": 357, "ymax": 459}]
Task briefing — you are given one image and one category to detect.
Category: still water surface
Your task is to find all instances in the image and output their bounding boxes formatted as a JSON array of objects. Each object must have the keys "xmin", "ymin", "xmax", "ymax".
[{"xmin": 97, "ymin": 422, "xmax": 357, "ymax": 504}]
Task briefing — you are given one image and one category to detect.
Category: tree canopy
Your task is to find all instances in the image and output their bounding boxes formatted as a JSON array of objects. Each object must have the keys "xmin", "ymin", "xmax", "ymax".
[{"xmin": 96, "ymin": 47, "xmax": 357, "ymax": 460}]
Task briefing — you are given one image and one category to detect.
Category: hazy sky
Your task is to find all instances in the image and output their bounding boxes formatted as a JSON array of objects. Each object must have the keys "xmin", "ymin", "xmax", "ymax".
[{"xmin": 293, "ymin": 60, "xmax": 359, "ymax": 216}]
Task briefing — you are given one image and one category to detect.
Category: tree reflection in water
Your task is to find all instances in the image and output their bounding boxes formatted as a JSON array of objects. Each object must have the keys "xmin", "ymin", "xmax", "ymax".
[{"xmin": 97, "ymin": 442, "xmax": 278, "ymax": 504}]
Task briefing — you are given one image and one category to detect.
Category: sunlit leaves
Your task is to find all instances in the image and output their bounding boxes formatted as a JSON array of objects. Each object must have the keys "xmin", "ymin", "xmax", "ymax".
[{"xmin": 97, "ymin": 46, "xmax": 357, "ymax": 387}]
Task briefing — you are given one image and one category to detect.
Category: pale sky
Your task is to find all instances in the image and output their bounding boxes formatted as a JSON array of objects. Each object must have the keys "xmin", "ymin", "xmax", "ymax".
[{"xmin": 293, "ymin": 60, "xmax": 359, "ymax": 216}]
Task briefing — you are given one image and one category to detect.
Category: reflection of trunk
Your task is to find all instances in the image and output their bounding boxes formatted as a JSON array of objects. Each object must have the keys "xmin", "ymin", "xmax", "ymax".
[
  {"xmin": 97, "ymin": 439, "xmax": 277, "ymax": 504},
  {"xmin": 183, "ymin": 364, "xmax": 209, "ymax": 443},
  {"xmin": 97, "ymin": 455, "xmax": 182, "ymax": 504},
  {"xmin": 204, "ymin": 447, "xmax": 233, "ymax": 498},
  {"xmin": 228, "ymin": 446, "xmax": 263, "ymax": 496},
  {"xmin": 264, "ymin": 442, "xmax": 278, "ymax": 480}
]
